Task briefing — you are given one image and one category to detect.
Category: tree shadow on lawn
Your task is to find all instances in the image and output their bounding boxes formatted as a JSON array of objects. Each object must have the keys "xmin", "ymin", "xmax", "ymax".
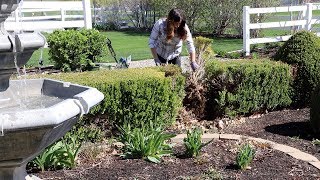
[
  {"xmin": 265, "ymin": 121, "xmax": 320, "ymax": 141},
  {"xmin": 121, "ymin": 30, "xmax": 150, "ymax": 37}
]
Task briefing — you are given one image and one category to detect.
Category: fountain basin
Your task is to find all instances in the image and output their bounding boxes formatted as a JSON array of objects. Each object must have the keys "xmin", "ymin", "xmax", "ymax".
[{"xmin": 0, "ymin": 78, "xmax": 104, "ymax": 180}]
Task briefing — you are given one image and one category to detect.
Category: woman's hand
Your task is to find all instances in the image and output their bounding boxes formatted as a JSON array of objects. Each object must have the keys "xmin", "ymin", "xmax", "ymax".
[
  {"xmin": 154, "ymin": 58, "xmax": 161, "ymax": 66},
  {"xmin": 191, "ymin": 61, "xmax": 199, "ymax": 71}
]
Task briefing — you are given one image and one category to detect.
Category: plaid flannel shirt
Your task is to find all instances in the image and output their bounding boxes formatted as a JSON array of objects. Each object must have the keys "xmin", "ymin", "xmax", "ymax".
[{"xmin": 149, "ymin": 19, "xmax": 195, "ymax": 61}]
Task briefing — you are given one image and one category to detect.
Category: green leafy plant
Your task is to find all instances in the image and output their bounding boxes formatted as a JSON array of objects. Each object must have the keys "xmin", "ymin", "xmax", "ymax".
[
  {"xmin": 118, "ymin": 122, "xmax": 175, "ymax": 163},
  {"xmin": 183, "ymin": 128, "xmax": 207, "ymax": 157},
  {"xmin": 32, "ymin": 142, "xmax": 64, "ymax": 172},
  {"xmin": 236, "ymin": 143, "xmax": 255, "ymax": 170},
  {"xmin": 59, "ymin": 133, "xmax": 82, "ymax": 169},
  {"xmin": 312, "ymin": 139, "xmax": 320, "ymax": 146},
  {"xmin": 31, "ymin": 132, "xmax": 82, "ymax": 171}
]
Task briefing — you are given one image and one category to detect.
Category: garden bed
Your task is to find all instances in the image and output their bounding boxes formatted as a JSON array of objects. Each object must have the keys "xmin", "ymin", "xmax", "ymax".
[{"xmin": 33, "ymin": 108, "xmax": 320, "ymax": 179}]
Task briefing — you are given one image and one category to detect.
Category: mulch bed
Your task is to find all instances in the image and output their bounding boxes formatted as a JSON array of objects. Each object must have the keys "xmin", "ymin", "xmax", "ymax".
[{"xmin": 33, "ymin": 108, "xmax": 320, "ymax": 179}]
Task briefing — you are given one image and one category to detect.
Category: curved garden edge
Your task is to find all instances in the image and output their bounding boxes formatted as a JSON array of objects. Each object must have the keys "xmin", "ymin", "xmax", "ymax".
[{"xmin": 171, "ymin": 133, "xmax": 320, "ymax": 170}]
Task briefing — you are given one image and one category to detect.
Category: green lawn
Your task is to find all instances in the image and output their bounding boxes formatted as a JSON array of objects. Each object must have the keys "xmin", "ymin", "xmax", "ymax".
[
  {"xmin": 102, "ymin": 31, "xmax": 151, "ymax": 62},
  {"xmin": 26, "ymin": 31, "xmax": 244, "ymax": 67},
  {"xmin": 212, "ymin": 38, "xmax": 242, "ymax": 52},
  {"xmin": 261, "ymin": 28, "xmax": 291, "ymax": 37},
  {"xmin": 274, "ymin": 10, "xmax": 320, "ymax": 16},
  {"xmin": 27, "ymin": 48, "xmax": 50, "ymax": 68}
]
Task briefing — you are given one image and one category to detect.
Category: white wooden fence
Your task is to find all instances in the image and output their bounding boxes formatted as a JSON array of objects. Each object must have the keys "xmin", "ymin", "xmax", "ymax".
[
  {"xmin": 243, "ymin": 3, "xmax": 320, "ymax": 56},
  {"xmin": 4, "ymin": 0, "xmax": 92, "ymax": 32}
]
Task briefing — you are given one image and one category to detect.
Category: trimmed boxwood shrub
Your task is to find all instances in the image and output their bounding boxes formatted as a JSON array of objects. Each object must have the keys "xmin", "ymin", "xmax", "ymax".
[
  {"xmin": 273, "ymin": 31, "xmax": 320, "ymax": 106},
  {"xmin": 38, "ymin": 67, "xmax": 185, "ymax": 129},
  {"xmin": 47, "ymin": 29, "xmax": 106, "ymax": 72},
  {"xmin": 310, "ymin": 84, "xmax": 320, "ymax": 134},
  {"xmin": 205, "ymin": 59, "xmax": 292, "ymax": 118}
]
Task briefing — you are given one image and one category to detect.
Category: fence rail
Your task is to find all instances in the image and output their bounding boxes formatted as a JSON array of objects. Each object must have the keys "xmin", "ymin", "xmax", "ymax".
[
  {"xmin": 243, "ymin": 3, "xmax": 320, "ymax": 56},
  {"xmin": 4, "ymin": 0, "xmax": 92, "ymax": 32}
]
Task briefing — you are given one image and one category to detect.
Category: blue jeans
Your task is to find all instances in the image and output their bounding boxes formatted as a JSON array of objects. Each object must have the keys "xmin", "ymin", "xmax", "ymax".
[{"xmin": 157, "ymin": 54, "xmax": 179, "ymax": 65}]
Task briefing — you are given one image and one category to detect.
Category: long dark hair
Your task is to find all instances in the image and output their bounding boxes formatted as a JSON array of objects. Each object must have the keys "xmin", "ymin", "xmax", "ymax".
[{"xmin": 166, "ymin": 8, "xmax": 187, "ymax": 41}]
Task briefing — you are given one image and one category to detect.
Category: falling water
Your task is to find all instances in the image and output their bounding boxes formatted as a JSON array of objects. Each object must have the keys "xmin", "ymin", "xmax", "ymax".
[
  {"xmin": 38, "ymin": 47, "xmax": 44, "ymax": 69},
  {"xmin": 13, "ymin": 53, "xmax": 21, "ymax": 77}
]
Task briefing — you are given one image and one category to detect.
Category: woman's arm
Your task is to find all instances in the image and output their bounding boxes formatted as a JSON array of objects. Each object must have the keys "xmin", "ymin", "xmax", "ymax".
[
  {"xmin": 184, "ymin": 24, "xmax": 196, "ymax": 61},
  {"xmin": 149, "ymin": 20, "xmax": 161, "ymax": 61},
  {"xmin": 185, "ymin": 24, "xmax": 198, "ymax": 70}
]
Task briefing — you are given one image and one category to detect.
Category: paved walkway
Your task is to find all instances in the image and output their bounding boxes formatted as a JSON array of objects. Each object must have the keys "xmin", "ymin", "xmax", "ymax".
[
  {"xmin": 171, "ymin": 133, "xmax": 320, "ymax": 170},
  {"xmin": 97, "ymin": 56, "xmax": 193, "ymax": 73}
]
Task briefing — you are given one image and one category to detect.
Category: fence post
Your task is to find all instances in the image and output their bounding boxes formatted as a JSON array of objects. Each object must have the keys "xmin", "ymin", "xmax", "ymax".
[
  {"xmin": 60, "ymin": 8, "xmax": 65, "ymax": 21},
  {"xmin": 243, "ymin": 6, "xmax": 250, "ymax": 56},
  {"xmin": 82, "ymin": 0, "xmax": 92, "ymax": 29},
  {"xmin": 305, "ymin": 3, "xmax": 313, "ymax": 31},
  {"xmin": 14, "ymin": 9, "xmax": 19, "ymax": 23}
]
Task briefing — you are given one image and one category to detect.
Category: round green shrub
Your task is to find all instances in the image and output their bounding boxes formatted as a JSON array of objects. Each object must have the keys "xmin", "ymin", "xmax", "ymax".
[
  {"xmin": 273, "ymin": 31, "xmax": 320, "ymax": 106},
  {"xmin": 48, "ymin": 29, "xmax": 106, "ymax": 72},
  {"xmin": 310, "ymin": 84, "xmax": 320, "ymax": 133}
]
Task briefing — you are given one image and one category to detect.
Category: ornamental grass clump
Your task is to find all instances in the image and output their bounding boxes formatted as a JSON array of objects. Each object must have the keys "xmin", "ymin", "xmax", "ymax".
[
  {"xmin": 184, "ymin": 36, "xmax": 213, "ymax": 119},
  {"xmin": 236, "ymin": 143, "xmax": 255, "ymax": 170},
  {"xmin": 118, "ymin": 122, "xmax": 175, "ymax": 163}
]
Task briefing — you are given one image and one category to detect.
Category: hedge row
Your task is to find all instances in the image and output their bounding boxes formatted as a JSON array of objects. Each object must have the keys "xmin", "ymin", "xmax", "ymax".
[
  {"xmin": 205, "ymin": 59, "xmax": 292, "ymax": 118},
  {"xmin": 40, "ymin": 67, "xmax": 185, "ymax": 129}
]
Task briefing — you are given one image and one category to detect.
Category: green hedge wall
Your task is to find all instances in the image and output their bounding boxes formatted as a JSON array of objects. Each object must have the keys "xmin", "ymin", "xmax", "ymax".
[
  {"xmin": 40, "ymin": 68, "xmax": 185, "ymax": 129},
  {"xmin": 205, "ymin": 59, "xmax": 292, "ymax": 118}
]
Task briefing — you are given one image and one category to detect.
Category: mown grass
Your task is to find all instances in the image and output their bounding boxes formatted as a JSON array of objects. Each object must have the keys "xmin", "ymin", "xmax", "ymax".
[
  {"xmin": 26, "ymin": 31, "xmax": 244, "ymax": 67},
  {"xmin": 25, "ymin": 27, "xmax": 300, "ymax": 67}
]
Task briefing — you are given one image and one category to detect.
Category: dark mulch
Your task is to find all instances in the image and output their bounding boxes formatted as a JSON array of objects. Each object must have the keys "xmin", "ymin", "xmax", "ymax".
[
  {"xmin": 33, "ymin": 108, "xmax": 320, "ymax": 179},
  {"xmin": 222, "ymin": 108, "xmax": 320, "ymax": 160}
]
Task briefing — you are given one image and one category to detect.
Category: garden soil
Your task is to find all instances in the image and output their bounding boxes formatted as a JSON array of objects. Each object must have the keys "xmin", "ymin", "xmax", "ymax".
[{"xmin": 33, "ymin": 108, "xmax": 320, "ymax": 179}]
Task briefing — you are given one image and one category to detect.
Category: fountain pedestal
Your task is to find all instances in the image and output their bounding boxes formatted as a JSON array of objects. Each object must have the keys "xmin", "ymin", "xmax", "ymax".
[
  {"xmin": 0, "ymin": 1, "xmax": 105, "ymax": 180},
  {"xmin": 0, "ymin": 79, "xmax": 104, "ymax": 180}
]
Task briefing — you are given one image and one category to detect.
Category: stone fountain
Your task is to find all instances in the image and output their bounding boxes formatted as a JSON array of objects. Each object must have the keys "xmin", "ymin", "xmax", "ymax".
[{"xmin": 0, "ymin": 1, "xmax": 104, "ymax": 180}]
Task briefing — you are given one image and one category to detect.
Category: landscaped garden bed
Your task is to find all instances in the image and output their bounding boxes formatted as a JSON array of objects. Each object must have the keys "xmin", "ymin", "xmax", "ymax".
[
  {"xmin": 33, "ymin": 108, "xmax": 319, "ymax": 179},
  {"xmin": 25, "ymin": 30, "xmax": 320, "ymax": 179}
]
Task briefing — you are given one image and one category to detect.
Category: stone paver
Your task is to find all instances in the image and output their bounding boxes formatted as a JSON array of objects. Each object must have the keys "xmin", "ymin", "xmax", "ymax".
[
  {"xmin": 310, "ymin": 161, "xmax": 320, "ymax": 170},
  {"xmin": 171, "ymin": 134, "xmax": 187, "ymax": 143},
  {"xmin": 202, "ymin": 133, "xmax": 220, "ymax": 141},
  {"xmin": 219, "ymin": 134, "xmax": 242, "ymax": 140},
  {"xmin": 272, "ymin": 143, "xmax": 301, "ymax": 153},
  {"xmin": 288, "ymin": 151, "xmax": 319, "ymax": 162},
  {"xmin": 248, "ymin": 137, "xmax": 274, "ymax": 145}
]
